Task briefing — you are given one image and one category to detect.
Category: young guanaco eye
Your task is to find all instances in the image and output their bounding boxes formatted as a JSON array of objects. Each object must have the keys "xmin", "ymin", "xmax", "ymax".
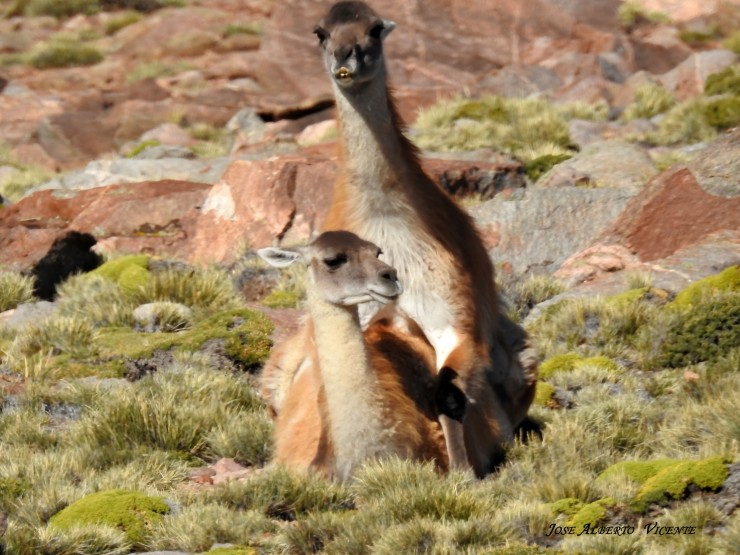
[{"xmin": 323, "ymin": 253, "xmax": 348, "ymax": 270}]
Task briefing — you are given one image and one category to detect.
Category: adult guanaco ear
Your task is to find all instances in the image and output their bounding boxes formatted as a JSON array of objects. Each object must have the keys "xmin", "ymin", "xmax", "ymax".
[
  {"xmin": 368, "ymin": 19, "xmax": 396, "ymax": 40},
  {"xmin": 258, "ymin": 247, "xmax": 303, "ymax": 268},
  {"xmin": 313, "ymin": 24, "xmax": 329, "ymax": 44}
]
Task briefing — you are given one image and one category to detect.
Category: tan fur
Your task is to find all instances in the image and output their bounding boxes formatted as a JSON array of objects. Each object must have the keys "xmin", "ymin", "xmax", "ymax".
[
  {"xmin": 315, "ymin": 1, "xmax": 538, "ymax": 474},
  {"xmin": 261, "ymin": 232, "xmax": 450, "ymax": 481}
]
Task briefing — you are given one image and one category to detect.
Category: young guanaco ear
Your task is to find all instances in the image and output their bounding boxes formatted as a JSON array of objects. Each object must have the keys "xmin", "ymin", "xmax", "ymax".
[{"xmin": 258, "ymin": 247, "xmax": 303, "ymax": 268}]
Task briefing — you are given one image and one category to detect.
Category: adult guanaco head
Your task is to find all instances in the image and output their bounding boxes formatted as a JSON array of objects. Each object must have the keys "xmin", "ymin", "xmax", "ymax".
[
  {"xmin": 259, "ymin": 231, "xmax": 401, "ymax": 306},
  {"xmin": 313, "ymin": 1, "xmax": 395, "ymax": 91}
]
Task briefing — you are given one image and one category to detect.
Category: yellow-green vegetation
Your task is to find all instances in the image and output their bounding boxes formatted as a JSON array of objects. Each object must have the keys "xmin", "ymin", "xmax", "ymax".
[
  {"xmin": 49, "ymin": 489, "xmax": 169, "ymax": 546},
  {"xmin": 533, "ymin": 381, "xmax": 556, "ymax": 407},
  {"xmin": 126, "ymin": 60, "xmax": 194, "ymax": 84},
  {"xmin": 539, "ymin": 353, "xmax": 619, "ymax": 380},
  {"xmin": 104, "ymin": 10, "xmax": 143, "ymax": 35},
  {"xmin": 618, "ymin": 1, "xmax": 670, "ymax": 28},
  {"xmin": 223, "ymin": 22, "xmax": 263, "ymax": 37},
  {"xmin": 508, "ymin": 273, "xmax": 567, "ymax": 321},
  {"xmin": 705, "ymin": 65, "xmax": 740, "ymax": 96},
  {"xmin": 549, "ymin": 497, "xmax": 616, "ymax": 530},
  {"xmin": 724, "ymin": 31, "xmax": 740, "ymax": 55},
  {"xmin": 2, "ymin": 258, "xmax": 739, "ymax": 553},
  {"xmin": 597, "ymin": 457, "xmax": 730, "ymax": 512},
  {"xmin": 89, "ymin": 254, "xmax": 151, "ymax": 293},
  {"xmin": 125, "ymin": 139, "xmax": 161, "ymax": 158},
  {"xmin": 414, "ymin": 95, "xmax": 578, "ymax": 164},
  {"xmin": 206, "ymin": 547, "xmax": 257, "ymax": 555},
  {"xmin": 621, "ymin": 82, "xmax": 676, "ymax": 121},
  {"xmin": 0, "ymin": 270, "xmax": 34, "ymax": 312},
  {"xmin": 22, "ymin": 0, "xmax": 100, "ymax": 18},
  {"xmin": 261, "ymin": 260, "xmax": 307, "ymax": 309},
  {"xmin": 187, "ymin": 122, "xmax": 230, "ymax": 158},
  {"xmin": 671, "ymin": 264, "xmax": 740, "ymax": 308},
  {"xmin": 0, "ymin": 143, "xmax": 55, "ymax": 202},
  {"xmin": 679, "ymin": 24, "xmax": 721, "ymax": 46},
  {"xmin": 29, "ymin": 39, "xmax": 103, "ymax": 69}
]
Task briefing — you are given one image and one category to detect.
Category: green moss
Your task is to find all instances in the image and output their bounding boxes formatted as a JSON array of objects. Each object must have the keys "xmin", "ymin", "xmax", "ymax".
[
  {"xmin": 223, "ymin": 22, "xmax": 263, "ymax": 37},
  {"xmin": 104, "ymin": 11, "xmax": 143, "ymax": 35},
  {"xmin": 49, "ymin": 489, "xmax": 169, "ymax": 546},
  {"xmin": 91, "ymin": 255, "xmax": 152, "ymax": 293},
  {"xmin": 548, "ymin": 497, "xmax": 583, "ymax": 516},
  {"xmin": 659, "ymin": 295, "xmax": 740, "ymax": 368},
  {"xmin": 29, "ymin": 43, "xmax": 103, "ymax": 69},
  {"xmin": 25, "ymin": 0, "xmax": 100, "ymax": 18},
  {"xmin": 523, "ymin": 153, "xmax": 573, "ymax": 181},
  {"xmin": 567, "ymin": 498, "xmax": 615, "ymax": 530},
  {"xmin": 704, "ymin": 65, "xmax": 740, "ymax": 99},
  {"xmin": 126, "ymin": 140, "xmax": 161, "ymax": 158},
  {"xmin": 679, "ymin": 28, "xmax": 720, "ymax": 45},
  {"xmin": 0, "ymin": 476, "xmax": 31, "ymax": 503},
  {"xmin": 618, "ymin": 1, "xmax": 670, "ymax": 27},
  {"xmin": 723, "ymin": 33, "xmax": 740, "ymax": 55},
  {"xmin": 539, "ymin": 353, "xmax": 619, "ymax": 380},
  {"xmin": 671, "ymin": 266, "xmax": 740, "ymax": 308},
  {"xmin": 534, "ymin": 381, "xmax": 557, "ymax": 407},
  {"xmin": 96, "ymin": 307, "xmax": 273, "ymax": 370},
  {"xmin": 701, "ymin": 96, "xmax": 740, "ymax": 129},
  {"xmin": 261, "ymin": 289, "xmax": 301, "ymax": 309},
  {"xmin": 206, "ymin": 547, "xmax": 258, "ymax": 555},
  {"xmin": 597, "ymin": 458, "xmax": 729, "ymax": 513}
]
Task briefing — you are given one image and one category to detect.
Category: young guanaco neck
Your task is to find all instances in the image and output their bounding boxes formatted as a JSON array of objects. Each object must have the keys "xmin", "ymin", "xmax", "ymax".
[{"xmin": 306, "ymin": 285, "xmax": 393, "ymax": 481}]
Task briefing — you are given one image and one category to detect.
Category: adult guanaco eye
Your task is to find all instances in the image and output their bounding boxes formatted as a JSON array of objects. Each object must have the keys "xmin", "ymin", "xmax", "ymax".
[{"xmin": 323, "ymin": 253, "xmax": 348, "ymax": 270}]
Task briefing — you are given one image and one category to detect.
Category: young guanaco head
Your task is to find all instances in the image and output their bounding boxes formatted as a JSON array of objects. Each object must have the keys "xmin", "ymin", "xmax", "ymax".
[
  {"xmin": 313, "ymin": 1, "xmax": 396, "ymax": 91},
  {"xmin": 259, "ymin": 230, "xmax": 401, "ymax": 306}
]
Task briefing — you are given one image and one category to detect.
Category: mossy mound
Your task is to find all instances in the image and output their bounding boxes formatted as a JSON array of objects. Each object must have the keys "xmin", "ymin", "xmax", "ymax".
[
  {"xmin": 49, "ymin": 489, "xmax": 169, "ymax": 545},
  {"xmin": 670, "ymin": 265, "xmax": 740, "ymax": 309},
  {"xmin": 261, "ymin": 289, "xmax": 302, "ymax": 309},
  {"xmin": 548, "ymin": 497, "xmax": 616, "ymax": 530},
  {"xmin": 539, "ymin": 353, "xmax": 619, "ymax": 379},
  {"xmin": 659, "ymin": 294, "xmax": 740, "ymax": 368},
  {"xmin": 597, "ymin": 457, "xmax": 729, "ymax": 512},
  {"xmin": 91, "ymin": 255, "xmax": 152, "ymax": 294},
  {"xmin": 704, "ymin": 66, "xmax": 740, "ymax": 96},
  {"xmin": 701, "ymin": 96, "xmax": 740, "ymax": 129},
  {"xmin": 96, "ymin": 307, "xmax": 273, "ymax": 372},
  {"xmin": 523, "ymin": 153, "xmax": 573, "ymax": 181},
  {"xmin": 206, "ymin": 547, "xmax": 258, "ymax": 555},
  {"xmin": 534, "ymin": 381, "xmax": 557, "ymax": 407}
]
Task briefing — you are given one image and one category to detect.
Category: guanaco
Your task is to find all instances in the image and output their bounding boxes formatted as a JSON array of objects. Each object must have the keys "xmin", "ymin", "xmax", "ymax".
[
  {"xmin": 311, "ymin": 1, "xmax": 538, "ymax": 475},
  {"xmin": 259, "ymin": 231, "xmax": 496, "ymax": 481}
]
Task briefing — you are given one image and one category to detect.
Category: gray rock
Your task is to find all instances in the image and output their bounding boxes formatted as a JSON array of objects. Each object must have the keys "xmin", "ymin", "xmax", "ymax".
[
  {"xmin": 472, "ymin": 187, "xmax": 636, "ymax": 277},
  {"xmin": 131, "ymin": 145, "xmax": 196, "ymax": 160},
  {"xmin": 538, "ymin": 140, "xmax": 658, "ymax": 189},
  {"xmin": 0, "ymin": 301, "xmax": 56, "ymax": 331},
  {"xmin": 30, "ymin": 157, "xmax": 230, "ymax": 194}
]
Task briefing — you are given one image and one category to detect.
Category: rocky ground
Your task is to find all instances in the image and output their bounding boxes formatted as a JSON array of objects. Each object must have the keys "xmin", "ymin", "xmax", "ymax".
[{"xmin": 0, "ymin": 1, "xmax": 739, "ymax": 554}]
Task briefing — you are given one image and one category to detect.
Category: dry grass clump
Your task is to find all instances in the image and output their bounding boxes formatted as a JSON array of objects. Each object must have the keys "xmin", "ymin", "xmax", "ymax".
[
  {"xmin": 0, "ymin": 270, "xmax": 34, "ymax": 312},
  {"xmin": 622, "ymin": 83, "xmax": 676, "ymax": 121},
  {"xmin": 413, "ymin": 95, "xmax": 576, "ymax": 160},
  {"xmin": 506, "ymin": 273, "xmax": 567, "ymax": 322},
  {"xmin": 618, "ymin": 1, "xmax": 670, "ymax": 28}
]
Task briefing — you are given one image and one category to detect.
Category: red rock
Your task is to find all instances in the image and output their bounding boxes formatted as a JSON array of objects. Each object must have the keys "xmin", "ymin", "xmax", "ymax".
[
  {"xmin": 37, "ymin": 111, "xmax": 118, "ymax": 167},
  {"xmin": 630, "ymin": 25, "xmax": 693, "ymax": 74},
  {"xmin": 608, "ymin": 167, "xmax": 740, "ymax": 261}
]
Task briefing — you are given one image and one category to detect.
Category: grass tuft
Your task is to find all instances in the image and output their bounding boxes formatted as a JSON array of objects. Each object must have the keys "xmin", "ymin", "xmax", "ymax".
[
  {"xmin": 622, "ymin": 83, "xmax": 676, "ymax": 121},
  {"xmin": 29, "ymin": 41, "xmax": 103, "ymax": 69},
  {"xmin": 0, "ymin": 271, "xmax": 35, "ymax": 312}
]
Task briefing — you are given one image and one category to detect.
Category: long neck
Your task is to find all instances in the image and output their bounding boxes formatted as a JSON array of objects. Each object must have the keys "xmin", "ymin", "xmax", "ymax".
[
  {"xmin": 333, "ymin": 71, "xmax": 424, "ymax": 208},
  {"xmin": 307, "ymin": 288, "xmax": 391, "ymax": 481}
]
